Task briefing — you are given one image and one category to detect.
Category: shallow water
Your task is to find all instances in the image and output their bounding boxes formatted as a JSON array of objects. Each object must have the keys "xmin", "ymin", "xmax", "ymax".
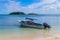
[
  {"xmin": 0, "ymin": 15, "xmax": 60, "ymax": 40},
  {"xmin": 0, "ymin": 26, "xmax": 60, "ymax": 40}
]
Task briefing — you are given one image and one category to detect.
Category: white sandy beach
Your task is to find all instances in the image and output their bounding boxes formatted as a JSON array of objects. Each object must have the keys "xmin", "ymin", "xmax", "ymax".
[
  {"xmin": 0, "ymin": 28, "xmax": 60, "ymax": 40},
  {"xmin": 0, "ymin": 26, "xmax": 60, "ymax": 40},
  {"xmin": 0, "ymin": 33, "xmax": 60, "ymax": 40}
]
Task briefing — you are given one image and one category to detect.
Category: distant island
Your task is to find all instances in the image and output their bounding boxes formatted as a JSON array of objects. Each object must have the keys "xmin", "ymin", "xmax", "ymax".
[
  {"xmin": 28, "ymin": 13, "xmax": 38, "ymax": 15},
  {"xmin": 9, "ymin": 12, "xmax": 38, "ymax": 15},
  {"xmin": 8, "ymin": 12, "xmax": 60, "ymax": 16},
  {"xmin": 9, "ymin": 12, "xmax": 25, "ymax": 15}
]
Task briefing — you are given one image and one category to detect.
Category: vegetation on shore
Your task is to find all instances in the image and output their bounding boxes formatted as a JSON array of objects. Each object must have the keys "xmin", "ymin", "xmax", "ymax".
[
  {"xmin": 28, "ymin": 13, "xmax": 37, "ymax": 15},
  {"xmin": 9, "ymin": 12, "xmax": 25, "ymax": 15},
  {"xmin": 9, "ymin": 12, "xmax": 37, "ymax": 15}
]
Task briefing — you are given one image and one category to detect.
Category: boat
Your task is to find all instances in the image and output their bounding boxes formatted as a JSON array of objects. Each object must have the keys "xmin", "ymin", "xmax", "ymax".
[{"xmin": 18, "ymin": 18, "xmax": 51, "ymax": 29}]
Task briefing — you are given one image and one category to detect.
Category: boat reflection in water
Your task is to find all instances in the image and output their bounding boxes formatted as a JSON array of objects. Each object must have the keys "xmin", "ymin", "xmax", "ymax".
[{"xmin": 18, "ymin": 18, "xmax": 51, "ymax": 29}]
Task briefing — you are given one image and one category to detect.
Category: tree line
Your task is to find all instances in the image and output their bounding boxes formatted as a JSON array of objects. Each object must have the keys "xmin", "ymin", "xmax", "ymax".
[{"xmin": 9, "ymin": 12, "xmax": 37, "ymax": 15}]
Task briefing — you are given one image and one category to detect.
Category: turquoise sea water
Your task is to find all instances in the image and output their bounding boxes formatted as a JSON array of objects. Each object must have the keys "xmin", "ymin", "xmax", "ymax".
[
  {"xmin": 0, "ymin": 14, "xmax": 60, "ymax": 26},
  {"xmin": 0, "ymin": 14, "xmax": 60, "ymax": 38}
]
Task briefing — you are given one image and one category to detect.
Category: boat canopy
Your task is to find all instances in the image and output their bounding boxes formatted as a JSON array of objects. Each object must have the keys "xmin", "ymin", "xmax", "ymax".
[{"xmin": 26, "ymin": 18, "xmax": 37, "ymax": 21}]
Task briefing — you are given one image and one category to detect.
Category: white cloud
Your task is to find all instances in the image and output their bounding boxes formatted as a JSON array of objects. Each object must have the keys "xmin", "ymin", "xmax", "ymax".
[
  {"xmin": 5, "ymin": 0, "xmax": 22, "ymax": 13},
  {"xmin": 27, "ymin": 0, "xmax": 60, "ymax": 14},
  {"xmin": 4, "ymin": 0, "xmax": 60, "ymax": 14}
]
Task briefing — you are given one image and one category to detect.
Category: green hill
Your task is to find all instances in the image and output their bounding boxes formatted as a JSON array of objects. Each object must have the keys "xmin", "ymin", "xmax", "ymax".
[{"xmin": 9, "ymin": 12, "xmax": 25, "ymax": 15}]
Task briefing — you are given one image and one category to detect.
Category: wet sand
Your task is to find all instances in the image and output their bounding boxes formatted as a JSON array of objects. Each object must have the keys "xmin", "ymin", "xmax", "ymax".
[{"xmin": 0, "ymin": 27, "xmax": 60, "ymax": 40}]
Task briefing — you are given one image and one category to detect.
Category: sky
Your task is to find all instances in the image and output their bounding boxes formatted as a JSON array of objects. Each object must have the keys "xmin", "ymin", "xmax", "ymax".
[{"xmin": 0, "ymin": 0, "xmax": 60, "ymax": 14}]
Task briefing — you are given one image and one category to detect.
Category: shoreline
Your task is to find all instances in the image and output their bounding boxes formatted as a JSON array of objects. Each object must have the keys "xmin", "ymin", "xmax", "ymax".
[{"xmin": 0, "ymin": 34, "xmax": 60, "ymax": 40}]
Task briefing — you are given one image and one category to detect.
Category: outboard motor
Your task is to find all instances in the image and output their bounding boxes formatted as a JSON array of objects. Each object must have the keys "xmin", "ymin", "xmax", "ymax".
[{"xmin": 43, "ymin": 23, "xmax": 51, "ymax": 29}]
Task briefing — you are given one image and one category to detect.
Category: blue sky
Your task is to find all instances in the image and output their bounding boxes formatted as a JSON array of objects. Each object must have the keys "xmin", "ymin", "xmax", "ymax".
[
  {"xmin": 0, "ymin": 0, "xmax": 60, "ymax": 14},
  {"xmin": 15, "ymin": 0, "xmax": 42, "ymax": 6}
]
